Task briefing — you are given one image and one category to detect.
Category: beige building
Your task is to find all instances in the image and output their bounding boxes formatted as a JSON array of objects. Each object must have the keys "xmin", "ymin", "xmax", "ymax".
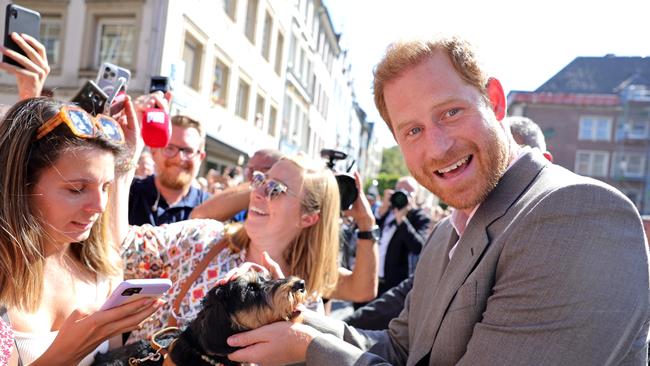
[{"xmin": 0, "ymin": 0, "xmax": 381, "ymax": 178}]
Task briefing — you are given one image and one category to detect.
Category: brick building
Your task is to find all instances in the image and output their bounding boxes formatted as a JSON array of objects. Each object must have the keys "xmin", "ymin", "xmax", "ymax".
[{"xmin": 508, "ymin": 56, "xmax": 650, "ymax": 213}]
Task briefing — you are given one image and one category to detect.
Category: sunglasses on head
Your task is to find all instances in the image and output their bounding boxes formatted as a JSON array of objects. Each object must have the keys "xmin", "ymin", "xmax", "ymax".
[
  {"xmin": 251, "ymin": 171, "xmax": 296, "ymax": 200},
  {"xmin": 35, "ymin": 105, "xmax": 125, "ymax": 144}
]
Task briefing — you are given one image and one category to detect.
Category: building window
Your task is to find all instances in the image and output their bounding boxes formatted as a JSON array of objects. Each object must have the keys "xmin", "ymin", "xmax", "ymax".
[
  {"xmin": 612, "ymin": 152, "xmax": 645, "ymax": 178},
  {"xmin": 254, "ymin": 94, "xmax": 265, "ymax": 129},
  {"xmin": 619, "ymin": 120, "xmax": 650, "ymax": 140},
  {"xmin": 579, "ymin": 116, "xmax": 612, "ymax": 141},
  {"xmin": 268, "ymin": 105, "xmax": 277, "ymax": 136},
  {"xmin": 235, "ymin": 78, "xmax": 250, "ymax": 120},
  {"xmin": 182, "ymin": 33, "xmax": 204, "ymax": 90},
  {"xmin": 575, "ymin": 150, "xmax": 609, "ymax": 177},
  {"xmin": 223, "ymin": 0, "xmax": 237, "ymax": 21},
  {"xmin": 274, "ymin": 31, "xmax": 284, "ymax": 75},
  {"xmin": 244, "ymin": 0, "xmax": 259, "ymax": 44},
  {"xmin": 40, "ymin": 15, "xmax": 62, "ymax": 69},
  {"xmin": 211, "ymin": 57, "xmax": 230, "ymax": 106},
  {"xmin": 261, "ymin": 11, "xmax": 272, "ymax": 61},
  {"xmin": 95, "ymin": 17, "xmax": 136, "ymax": 68}
]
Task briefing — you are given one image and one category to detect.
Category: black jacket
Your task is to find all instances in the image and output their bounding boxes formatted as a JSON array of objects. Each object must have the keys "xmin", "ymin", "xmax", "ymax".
[{"xmin": 377, "ymin": 208, "xmax": 431, "ymax": 290}]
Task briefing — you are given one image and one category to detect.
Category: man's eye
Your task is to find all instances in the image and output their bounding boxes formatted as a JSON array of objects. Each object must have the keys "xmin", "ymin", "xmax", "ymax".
[
  {"xmin": 446, "ymin": 108, "xmax": 460, "ymax": 117},
  {"xmin": 407, "ymin": 127, "xmax": 422, "ymax": 136}
]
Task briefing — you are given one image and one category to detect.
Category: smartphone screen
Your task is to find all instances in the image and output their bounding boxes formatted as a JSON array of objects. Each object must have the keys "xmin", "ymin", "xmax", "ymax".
[{"xmin": 3, "ymin": 4, "xmax": 41, "ymax": 68}]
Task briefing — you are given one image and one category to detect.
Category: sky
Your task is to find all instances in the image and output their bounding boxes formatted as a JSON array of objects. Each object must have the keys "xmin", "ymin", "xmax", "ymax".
[{"xmin": 322, "ymin": 0, "xmax": 650, "ymax": 147}]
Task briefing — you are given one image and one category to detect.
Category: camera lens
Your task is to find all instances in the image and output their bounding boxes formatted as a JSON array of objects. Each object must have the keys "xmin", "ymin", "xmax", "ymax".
[
  {"xmin": 103, "ymin": 72, "xmax": 109, "ymax": 78},
  {"xmin": 105, "ymin": 67, "xmax": 110, "ymax": 72},
  {"xmin": 121, "ymin": 287, "xmax": 142, "ymax": 296},
  {"xmin": 390, "ymin": 190, "xmax": 409, "ymax": 210},
  {"xmin": 336, "ymin": 174, "xmax": 358, "ymax": 210},
  {"xmin": 11, "ymin": 9, "xmax": 17, "ymax": 18}
]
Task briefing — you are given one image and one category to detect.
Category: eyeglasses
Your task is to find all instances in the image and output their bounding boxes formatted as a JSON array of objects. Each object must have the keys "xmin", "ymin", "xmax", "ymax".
[
  {"xmin": 160, "ymin": 143, "xmax": 201, "ymax": 160},
  {"xmin": 35, "ymin": 105, "xmax": 125, "ymax": 144},
  {"xmin": 250, "ymin": 171, "xmax": 296, "ymax": 200}
]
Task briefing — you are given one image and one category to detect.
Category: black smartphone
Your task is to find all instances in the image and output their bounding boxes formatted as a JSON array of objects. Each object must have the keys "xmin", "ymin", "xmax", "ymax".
[
  {"xmin": 71, "ymin": 80, "xmax": 109, "ymax": 116},
  {"xmin": 149, "ymin": 76, "xmax": 170, "ymax": 94},
  {"xmin": 3, "ymin": 4, "xmax": 41, "ymax": 68}
]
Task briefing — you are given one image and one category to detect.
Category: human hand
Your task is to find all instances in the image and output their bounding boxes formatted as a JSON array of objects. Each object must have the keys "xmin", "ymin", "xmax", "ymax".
[
  {"xmin": 34, "ymin": 297, "xmax": 163, "ymax": 365},
  {"xmin": 134, "ymin": 91, "xmax": 172, "ymax": 116},
  {"xmin": 112, "ymin": 96, "xmax": 143, "ymax": 166},
  {"xmin": 214, "ymin": 261, "xmax": 271, "ymax": 287},
  {"xmin": 227, "ymin": 320, "xmax": 321, "ymax": 365},
  {"xmin": 393, "ymin": 204, "xmax": 410, "ymax": 225},
  {"xmin": 342, "ymin": 172, "xmax": 376, "ymax": 231},
  {"xmin": 0, "ymin": 32, "xmax": 50, "ymax": 100}
]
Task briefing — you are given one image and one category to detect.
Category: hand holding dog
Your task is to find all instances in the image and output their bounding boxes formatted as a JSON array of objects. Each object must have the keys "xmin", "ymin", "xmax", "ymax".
[
  {"xmin": 227, "ymin": 319, "xmax": 321, "ymax": 365},
  {"xmin": 215, "ymin": 251, "xmax": 285, "ymax": 287},
  {"xmin": 30, "ymin": 297, "xmax": 163, "ymax": 365}
]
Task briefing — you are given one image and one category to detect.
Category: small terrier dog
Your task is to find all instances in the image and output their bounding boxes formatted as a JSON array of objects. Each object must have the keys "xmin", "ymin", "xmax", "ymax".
[{"xmin": 92, "ymin": 271, "xmax": 307, "ymax": 366}]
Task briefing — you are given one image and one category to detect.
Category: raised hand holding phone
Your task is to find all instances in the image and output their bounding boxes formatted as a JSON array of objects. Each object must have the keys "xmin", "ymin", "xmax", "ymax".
[{"xmin": 0, "ymin": 4, "xmax": 49, "ymax": 99}]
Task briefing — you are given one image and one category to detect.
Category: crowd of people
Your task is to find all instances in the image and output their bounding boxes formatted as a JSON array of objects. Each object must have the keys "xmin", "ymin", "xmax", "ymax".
[{"xmin": 0, "ymin": 27, "xmax": 648, "ymax": 366}]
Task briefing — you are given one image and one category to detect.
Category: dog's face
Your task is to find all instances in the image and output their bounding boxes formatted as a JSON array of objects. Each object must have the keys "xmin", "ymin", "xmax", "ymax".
[{"xmin": 174, "ymin": 272, "xmax": 307, "ymax": 365}]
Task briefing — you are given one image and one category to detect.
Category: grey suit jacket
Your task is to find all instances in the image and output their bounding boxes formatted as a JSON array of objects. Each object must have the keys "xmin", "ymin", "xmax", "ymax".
[{"xmin": 305, "ymin": 151, "xmax": 650, "ymax": 365}]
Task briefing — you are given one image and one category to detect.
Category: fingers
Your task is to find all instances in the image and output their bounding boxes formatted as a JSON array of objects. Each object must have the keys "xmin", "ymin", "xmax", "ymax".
[
  {"xmin": 262, "ymin": 251, "xmax": 285, "ymax": 279},
  {"xmin": 0, "ymin": 45, "xmax": 39, "ymax": 72},
  {"xmin": 13, "ymin": 33, "xmax": 48, "ymax": 75},
  {"xmin": 215, "ymin": 262, "xmax": 270, "ymax": 286}
]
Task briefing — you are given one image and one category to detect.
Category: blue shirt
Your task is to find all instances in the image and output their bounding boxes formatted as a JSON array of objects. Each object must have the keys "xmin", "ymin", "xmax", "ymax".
[{"xmin": 128, "ymin": 175, "xmax": 211, "ymax": 226}]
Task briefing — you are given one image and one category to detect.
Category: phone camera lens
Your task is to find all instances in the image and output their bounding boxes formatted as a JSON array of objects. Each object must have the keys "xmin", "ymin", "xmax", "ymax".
[
  {"xmin": 92, "ymin": 95, "xmax": 99, "ymax": 103},
  {"xmin": 121, "ymin": 287, "xmax": 142, "ymax": 296},
  {"xmin": 11, "ymin": 9, "xmax": 17, "ymax": 18},
  {"xmin": 110, "ymin": 72, "xmax": 116, "ymax": 77},
  {"xmin": 103, "ymin": 72, "xmax": 109, "ymax": 78},
  {"xmin": 104, "ymin": 67, "xmax": 110, "ymax": 72}
]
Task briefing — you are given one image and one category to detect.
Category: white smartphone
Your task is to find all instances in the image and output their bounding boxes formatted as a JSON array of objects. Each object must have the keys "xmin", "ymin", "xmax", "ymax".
[
  {"xmin": 99, "ymin": 278, "xmax": 172, "ymax": 311},
  {"xmin": 96, "ymin": 62, "xmax": 131, "ymax": 96}
]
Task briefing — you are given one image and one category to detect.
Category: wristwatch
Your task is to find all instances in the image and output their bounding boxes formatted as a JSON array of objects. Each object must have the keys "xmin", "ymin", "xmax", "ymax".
[{"xmin": 357, "ymin": 225, "xmax": 380, "ymax": 241}]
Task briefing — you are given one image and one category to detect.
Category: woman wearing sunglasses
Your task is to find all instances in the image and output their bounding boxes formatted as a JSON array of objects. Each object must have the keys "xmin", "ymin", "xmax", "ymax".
[
  {"xmin": 0, "ymin": 97, "xmax": 161, "ymax": 365},
  {"xmin": 120, "ymin": 153, "xmax": 378, "ymax": 344}
]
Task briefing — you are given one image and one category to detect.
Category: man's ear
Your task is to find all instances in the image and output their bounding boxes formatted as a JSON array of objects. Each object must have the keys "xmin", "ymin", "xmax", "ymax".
[
  {"xmin": 300, "ymin": 212, "xmax": 320, "ymax": 228},
  {"xmin": 486, "ymin": 77, "xmax": 506, "ymax": 121}
]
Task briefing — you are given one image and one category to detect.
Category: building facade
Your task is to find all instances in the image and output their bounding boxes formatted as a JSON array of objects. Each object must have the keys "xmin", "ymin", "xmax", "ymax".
[
  {"xmin": 508, "ymin": 56, "xmax": 650, "ymax": 213},
  {"xmin": 0, "ymin": 0, "xmax": 382, "ymax": 179}
]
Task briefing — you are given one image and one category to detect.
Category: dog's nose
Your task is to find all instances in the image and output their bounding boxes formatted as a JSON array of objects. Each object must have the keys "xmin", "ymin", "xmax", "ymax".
[{"xmin": 292, "ymin": 280, "xmax": 305, "ymax": 292}]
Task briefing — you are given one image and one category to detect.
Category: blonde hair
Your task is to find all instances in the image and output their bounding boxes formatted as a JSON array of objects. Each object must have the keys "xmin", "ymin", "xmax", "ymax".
[
  {"xmin": 0, "ymin": 98, "xmax": 123, "ymax": 311},
  {"xmin": 373, "ymin": 36, "xmax": 489, "ymax": 132},
  {"xmin": 224, "ymin": 155, "xmax": 341, "ymax": 297}
]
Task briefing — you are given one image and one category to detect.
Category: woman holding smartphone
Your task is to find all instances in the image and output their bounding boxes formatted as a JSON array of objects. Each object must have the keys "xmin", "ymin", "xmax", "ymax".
[{"xmin": 0, "ymin": 96, "xmax": 160, "ymax": 365}]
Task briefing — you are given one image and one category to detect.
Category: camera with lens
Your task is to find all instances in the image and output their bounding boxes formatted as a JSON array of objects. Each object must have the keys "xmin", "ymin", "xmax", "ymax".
[
  {"xmin": 120, "ymin": 287, "xmax": 142, "ymax": 296},
  {"xmin": 320, "ymin": 148, "xmax": 358, "ymax": 210},
  {"xmin": 390, "ymin": 189, "xmax": 410, "ymax": 210}
]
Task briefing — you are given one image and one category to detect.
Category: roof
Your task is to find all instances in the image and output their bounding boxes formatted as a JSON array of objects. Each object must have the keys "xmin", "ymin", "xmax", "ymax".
[
  {"xmin": 508, "ymin": 91, "xmax": 620, "ymax": 106},
  {"xmin": 536, "ymin": 56, "xmax": 650, "ymax": 94}
]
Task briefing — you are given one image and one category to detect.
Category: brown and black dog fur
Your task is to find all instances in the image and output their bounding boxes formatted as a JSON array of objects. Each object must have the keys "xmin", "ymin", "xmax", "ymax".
[{"xmin": 92, "ymin": 271, "xmax": 306, "ymax": 366}]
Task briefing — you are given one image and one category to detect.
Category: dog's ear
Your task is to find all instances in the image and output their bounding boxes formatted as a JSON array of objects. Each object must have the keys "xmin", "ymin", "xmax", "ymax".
[{"xmin": 190, "ymin": 286, "xmax": 240, "ymax": 356}]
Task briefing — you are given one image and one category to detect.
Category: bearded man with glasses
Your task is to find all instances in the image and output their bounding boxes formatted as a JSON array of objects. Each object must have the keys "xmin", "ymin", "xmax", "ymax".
[{"xmin": 128, "ymin": 115, "xmax": 210, "ymax": 226}]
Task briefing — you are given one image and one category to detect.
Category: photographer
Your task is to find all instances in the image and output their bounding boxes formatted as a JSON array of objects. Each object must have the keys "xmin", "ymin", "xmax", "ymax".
[{"xmin": 375, "ymin": 176, "xmax": 431, "ymax": 295}]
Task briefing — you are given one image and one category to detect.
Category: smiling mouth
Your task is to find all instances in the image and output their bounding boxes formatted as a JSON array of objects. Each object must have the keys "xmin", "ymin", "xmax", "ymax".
[
  {"xmin": 435, "ymin": 155, "xmax": 472, "ymax": 178},
  {"xmin": 249, "ymin": 207, "xmax": 268, "ymax": 216}
]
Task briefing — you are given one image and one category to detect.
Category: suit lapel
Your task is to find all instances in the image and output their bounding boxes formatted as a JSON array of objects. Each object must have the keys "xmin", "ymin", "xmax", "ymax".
[{"xmin": 409, "ymin": 151, "xmax": 548, "ymax": 365}]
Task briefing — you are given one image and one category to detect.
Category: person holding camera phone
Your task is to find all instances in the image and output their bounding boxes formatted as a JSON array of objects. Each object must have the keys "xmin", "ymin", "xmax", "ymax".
[
  {"xmin": 0, "ymin": 32, "xmax": 50, "ymax": 101},
  {"xmin": 0, "ymin": 96, "xmax": 162, "ymax": 366},
  {"xmin": 374, "ymin": 176, "xmax": 431, "ymax": 296}
]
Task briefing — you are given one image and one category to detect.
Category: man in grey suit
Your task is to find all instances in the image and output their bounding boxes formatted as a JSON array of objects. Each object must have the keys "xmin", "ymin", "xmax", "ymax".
[{"xmin": 226, "ymin": 36, "xmax": 650, "ymax": 365}]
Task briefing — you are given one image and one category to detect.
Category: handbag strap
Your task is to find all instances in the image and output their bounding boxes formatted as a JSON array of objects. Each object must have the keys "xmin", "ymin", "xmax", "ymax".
[
  {"xmin": 1, "ymin": 306, "xmax": 23, "ymax": 366},
  {"xmin": 167, "ymin": 239, "xmax": 228, "ymax": 327}
]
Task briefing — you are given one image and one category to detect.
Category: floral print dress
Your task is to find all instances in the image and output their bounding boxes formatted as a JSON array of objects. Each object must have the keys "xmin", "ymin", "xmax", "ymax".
[
  {"xmin": 0, "ymin": 317, "xmax": 12, "ymax": 366},
  {"xmin": 122, "ymin": 219, "xmax": 245, "ymax": 343}
]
